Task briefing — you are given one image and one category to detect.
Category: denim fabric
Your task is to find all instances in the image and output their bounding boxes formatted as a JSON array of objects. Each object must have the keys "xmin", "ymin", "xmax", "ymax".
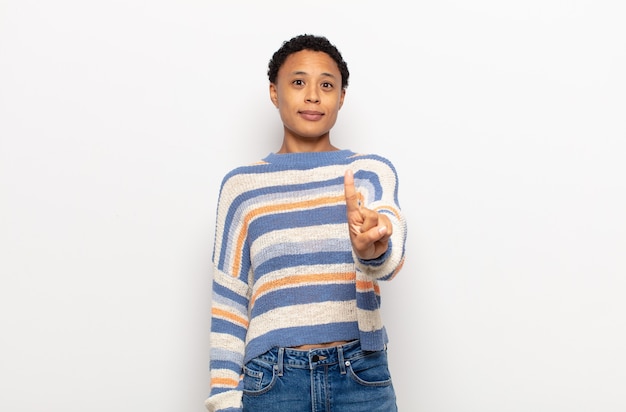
[{"xmin": 242, "ymin": 340, "xmax": 397, "ymax": 412}]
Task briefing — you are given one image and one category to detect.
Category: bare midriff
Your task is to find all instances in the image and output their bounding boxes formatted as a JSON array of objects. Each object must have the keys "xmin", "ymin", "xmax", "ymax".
[{"xmin": 291, "ymin": 340, "xmax": 352, "ymax": 350}]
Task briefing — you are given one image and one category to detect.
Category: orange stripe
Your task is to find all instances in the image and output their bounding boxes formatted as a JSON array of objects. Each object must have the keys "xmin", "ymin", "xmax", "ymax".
[
  {"xmin": 355, "ymin": 279, "xmax": 380, "ymax": 294},
  {"xmin": 231, "ymin": 195, "xmax": 345, "ymax": 277},
  {"xmin": 211, "ymin": 377, "xmax": 239, "ymax": 387},
  {"xmin": 211, "ymin": 307, "xmax": 249, "ymax": 328},
  {"xmin": 251, "ymin": 272, "xmax": 355, "ymax": 305}
]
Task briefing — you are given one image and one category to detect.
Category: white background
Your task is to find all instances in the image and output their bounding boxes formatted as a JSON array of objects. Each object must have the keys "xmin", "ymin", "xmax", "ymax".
[{"xmin": 1, "ymin": 1, "xmax": 625, "ymax": 411}]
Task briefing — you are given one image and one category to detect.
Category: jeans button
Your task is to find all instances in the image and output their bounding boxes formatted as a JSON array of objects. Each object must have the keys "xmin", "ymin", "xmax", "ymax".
[{"xmin": 312, "ymin": 355, "xmax": 319, "ymax": 362}]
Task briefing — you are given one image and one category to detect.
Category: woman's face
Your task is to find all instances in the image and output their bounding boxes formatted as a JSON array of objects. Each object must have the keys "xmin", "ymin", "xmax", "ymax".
[{"xmin": 269, "ymin": 50, "xmax": 345, "ymax": 149}]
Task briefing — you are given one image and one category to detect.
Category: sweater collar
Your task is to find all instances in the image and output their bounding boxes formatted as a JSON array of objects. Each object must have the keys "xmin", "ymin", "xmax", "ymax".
[{"xmin": 263, "ymin": 149, "xmax": 355, "ymax": 166}]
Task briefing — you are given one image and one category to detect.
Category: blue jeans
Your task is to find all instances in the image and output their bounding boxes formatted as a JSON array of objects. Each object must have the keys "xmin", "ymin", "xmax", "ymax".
[{"xmin": 242, "ymin": 340, "xmax": 397, "ymax": 412}]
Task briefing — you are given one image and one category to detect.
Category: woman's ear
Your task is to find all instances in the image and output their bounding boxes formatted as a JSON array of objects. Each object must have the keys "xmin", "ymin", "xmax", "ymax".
[
  {"xmin": 269, "ymin": 83, "xmax": 279, "ymax": 108},
  {"xmin": 338, "ymin": 88, "xmax": 346, "ymax": 110}
]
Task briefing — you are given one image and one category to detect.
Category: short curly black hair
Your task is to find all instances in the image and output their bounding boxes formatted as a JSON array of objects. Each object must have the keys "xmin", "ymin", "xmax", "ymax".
[{"xmin": 267, "ymin": 34, "xmax": 350, "ymax": 89}]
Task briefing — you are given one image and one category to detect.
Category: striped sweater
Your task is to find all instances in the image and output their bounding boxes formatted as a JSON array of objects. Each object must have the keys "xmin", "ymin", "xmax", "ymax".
[{"xmin": 205, "ymin": 149, "xmax": 407, "ymax": 412}]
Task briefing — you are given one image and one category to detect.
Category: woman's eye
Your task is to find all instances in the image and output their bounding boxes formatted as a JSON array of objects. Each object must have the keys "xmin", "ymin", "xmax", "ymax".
[
  {"xmin": 293, "ymin": 79, "xmax": 304, "ymax": 86},
  {"xmin": 322, "ymin": 82, "xmax": 333, "ymax": 89}
]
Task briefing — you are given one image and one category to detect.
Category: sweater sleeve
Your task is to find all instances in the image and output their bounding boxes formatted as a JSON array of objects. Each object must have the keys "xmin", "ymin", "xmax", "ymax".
[
  {"xmin": 205, "ymin": 172, "xmax": 252, "ymax": 412},
  {"xmin": 205, "ymin": 268, "xmax": 249, "ymax": 412},
  {"xmin": 352, "ymin": 156, "xmax": 407, "ymax": 281}
]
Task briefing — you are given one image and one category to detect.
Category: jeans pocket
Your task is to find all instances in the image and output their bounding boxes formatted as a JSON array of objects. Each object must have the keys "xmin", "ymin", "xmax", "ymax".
[
  {"xmin": 242, "ymin": 358, "xmax": 277, "ymax": 395},
  {"xmin": 346, "ymin": 350, "xmax": 393, "ymax": 387}
]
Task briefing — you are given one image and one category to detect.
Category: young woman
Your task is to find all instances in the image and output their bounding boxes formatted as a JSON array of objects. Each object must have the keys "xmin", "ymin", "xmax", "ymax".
[{"xmin": 206, "ymin": 34, "xmax": 407, "ymax": 412}]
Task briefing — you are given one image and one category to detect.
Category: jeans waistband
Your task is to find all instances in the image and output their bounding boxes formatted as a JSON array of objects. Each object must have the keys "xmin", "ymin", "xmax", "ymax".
[{"xmin": 255, "ymin": 340, "xmax": 369, "ymax": 375}]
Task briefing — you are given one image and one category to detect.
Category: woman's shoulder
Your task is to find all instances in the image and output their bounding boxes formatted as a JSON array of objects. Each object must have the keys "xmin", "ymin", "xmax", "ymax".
[
  {"xmin": 220, "ymin": 157, "xmax": 273, "ymax": 181},
  {"xmin": 347, "ymin": 152, "xmax": 398, "ymax": 172}
]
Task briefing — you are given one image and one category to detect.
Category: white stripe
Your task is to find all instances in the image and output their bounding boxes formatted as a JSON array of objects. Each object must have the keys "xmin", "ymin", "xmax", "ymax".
[
  {"xmin": 205, "ymin": 390, "xmax": 243, "ymax": 412},
  {"xmin": 210, "ymin": 332, "xmax": 245, "ymax": 356},
  {"xmin": 356, "ymin": 307, "xmax": 384, "ymax": 331},
  {"xmin": 251, "ymin": 223, "xmax": 349, "ymax": 266}
]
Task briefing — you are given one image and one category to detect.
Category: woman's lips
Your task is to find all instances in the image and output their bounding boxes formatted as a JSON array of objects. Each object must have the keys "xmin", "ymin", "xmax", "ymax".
[{"xmin": 299, "ymin": 110, "xmax": 324, "ymax": 121}]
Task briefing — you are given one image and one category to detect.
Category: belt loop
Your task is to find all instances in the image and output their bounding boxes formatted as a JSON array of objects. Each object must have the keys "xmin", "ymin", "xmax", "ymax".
[
  {"xmin": 338, "ymin": 344, "xmax": 346, "ymax": 375},
  {"xmin": 277, "ymin": 347, "xmax": 284, "ymax": 377}
]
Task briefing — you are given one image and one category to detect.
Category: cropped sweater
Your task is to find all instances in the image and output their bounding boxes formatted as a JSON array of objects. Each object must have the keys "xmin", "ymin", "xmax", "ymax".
[{"xmin": 205, "ymin": 150, "xmax": 407, "ymax": 412}]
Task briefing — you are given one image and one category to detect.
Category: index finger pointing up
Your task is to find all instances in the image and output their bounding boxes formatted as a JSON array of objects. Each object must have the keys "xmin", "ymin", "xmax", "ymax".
[{"xmin": 344, "ymin": 169, "xmax": 361, "ymax": 212}]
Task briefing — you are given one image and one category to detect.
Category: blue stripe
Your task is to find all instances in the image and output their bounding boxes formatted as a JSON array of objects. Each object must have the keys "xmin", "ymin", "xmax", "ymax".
[
  {"xmin": 354, "ymin": 170, "xmax": 383, "ymax": 201},
  {"xmin": 356, "ymin": 291, "xmax": 382, "ymax": 311},
  {"xmin": 211, "ymin": 318, "xmax": 247, "ymax": 340},
  {"xmin": 358, "ymin": 328, "xmax": 388, "ymax": 352},
  {"xmin": 210, "ymin": 347, "xmax": 243, "ymax": 364},
  {"xmin": 247, "ymin": 205, "xmax": 346, "ymax": 243},
  {"xmin": 212, "ymin": 281, "xmax": 249, "ymax": 308},
  {"xmin": 209, "ymin": 359, "xmax": 241, "ymax": 374},
  {"xmin": 254, "ymin": 251, "xmax": 353, "ymax": 279},
  {"xmin": 251, "ymin": 283, "xmax": 356, "ymax": 317}
]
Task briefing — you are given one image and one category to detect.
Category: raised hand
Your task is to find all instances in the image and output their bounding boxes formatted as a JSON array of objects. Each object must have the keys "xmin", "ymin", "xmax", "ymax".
[{"xmin": 344, "ymin": 169, "xmax": 392, "ymax": 260}]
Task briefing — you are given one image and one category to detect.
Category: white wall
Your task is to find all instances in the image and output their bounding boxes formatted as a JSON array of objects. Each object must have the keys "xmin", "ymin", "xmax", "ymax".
[{"xmin": 1, "ymin": 1, "xmax": 625, "ymax": 411}]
